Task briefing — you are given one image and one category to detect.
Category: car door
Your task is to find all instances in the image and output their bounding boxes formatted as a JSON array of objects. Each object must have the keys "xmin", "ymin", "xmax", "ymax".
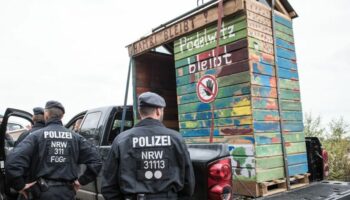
[{"xmin": 0, "ymin": 108, "xmax": 33, "ymax": 199}]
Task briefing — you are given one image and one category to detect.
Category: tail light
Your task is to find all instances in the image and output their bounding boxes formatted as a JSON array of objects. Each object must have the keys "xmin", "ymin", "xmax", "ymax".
[
  {"xmin": 208, "ymin": 158, "xmax": 233, "ymax": 200},
  {"xmin": 322, "ymin": 149, "xmax": 329, "ymax": 178}
]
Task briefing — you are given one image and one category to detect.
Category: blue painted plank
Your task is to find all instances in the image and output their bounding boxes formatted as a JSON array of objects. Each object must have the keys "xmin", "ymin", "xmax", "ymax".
[
  {"xmin": 252, "ymin": 62, "xmax": 275, "ymax": 76},
  {"xmin": 181, "ymin": 125, "xmax": 253, "ymax": 137},
  {"xmin": 288, "ymin": 163, "xmax": 308, "ymax": 176},
  {"xmin": 280, "ymin": 89, "xmax": 301, "ymax": 100},
  {"xmin": 251, "ymin": 85, "xmax": 277, "ymax": 98},
  {"xmin": 251, "ymin": 73, "xmax": 276, "ymax": 87},
  {"xmin": 275, "ymin": 14, "xmax": 293, "ymax": 29},
  {"xmin": 287, "ymin": 153, "xmax": 308, "ymax": 165},
  {"xmin": 283, "ymin": 122, "xmax": 304, "ymax": 132},
  {"xmin": 276, "ymin": 38, "xmax": 295, "ymax": 51},
  {"xmin": 278, "ymin": 68, "xmax": 299, "ymax": 80},
  {"xmin": 277, "ymin": 47, "xmax": 296, "ymax": 60},
  {"xmin": 281, "ymin": 111, "xmax": 303, "ymax": 121},
  {"xmin": 277, "ymin": 57, "xmax": 297, "ymax": 70},
  {"xmin": 181, "ymin": 129, "xmax": 220, "ymax": 137},
  {"xmin": 254, "ymin": 121, "xmax": 281, "ymax": 133}
]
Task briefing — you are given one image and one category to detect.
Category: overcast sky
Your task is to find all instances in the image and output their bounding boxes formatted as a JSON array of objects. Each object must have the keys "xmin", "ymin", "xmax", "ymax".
[{"xmin": 0, "ymin": 0, "xmax": 349, "ymax": 126}]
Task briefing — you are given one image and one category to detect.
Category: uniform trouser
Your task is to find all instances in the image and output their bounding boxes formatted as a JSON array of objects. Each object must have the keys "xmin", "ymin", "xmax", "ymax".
[
  {"xmin": 17, "ymin": 185, "xmax": 75, "ymax": 200},
  {"xmin": 39, "ymin": 185, "xmax": 75, "ymax": 200}
]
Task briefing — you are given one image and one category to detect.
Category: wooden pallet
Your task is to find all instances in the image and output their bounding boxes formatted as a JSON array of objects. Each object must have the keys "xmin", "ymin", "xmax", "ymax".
[
  {"xmin": 259, "ymin": 178, "xmax": 287, "ymax": 197},
  {"xmin": 289, "ymin": 173, "xmax": 310, "ymax": 189}
]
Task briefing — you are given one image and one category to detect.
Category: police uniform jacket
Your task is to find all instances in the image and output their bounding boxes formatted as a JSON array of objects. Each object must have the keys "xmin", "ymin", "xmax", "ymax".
[
  {"xmin": 5, "ymin": 118, "xmax": 102, "ymax": 191},
  {"xmin": 14, "ymin": 121, "xmax": 45, "ymax": 146},
  {"xmin": 101, "ymin": 118, "xmax": 195, "ymax": 200}
]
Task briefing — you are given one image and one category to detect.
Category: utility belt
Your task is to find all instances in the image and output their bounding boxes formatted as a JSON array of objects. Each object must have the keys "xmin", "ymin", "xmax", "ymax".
[
  {"xmin": 125, "ymin": 191, "xmax": 177, "ymax": 200},
  {"xmin": 38, "ymin": 178, "xmax": 73, "ymax": 190},
  {"xmin": 22, "ymin": 178, "xmax": 74, "ymax": 199}
]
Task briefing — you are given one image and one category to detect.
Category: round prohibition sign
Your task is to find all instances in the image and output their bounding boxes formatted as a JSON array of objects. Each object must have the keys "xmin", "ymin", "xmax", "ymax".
[{"xmin": 196, "ymin": 75, "xmax": 218, "ymax": 103}]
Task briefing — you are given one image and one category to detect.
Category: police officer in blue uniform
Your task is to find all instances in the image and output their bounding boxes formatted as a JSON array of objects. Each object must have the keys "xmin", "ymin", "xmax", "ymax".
[
  {"xmin": 6, "ymin": 101, "xmax": 102, "ymax": 200},
  {"xmin": 101, "ymin": 92, "xmax": 195, "ymax": 200},
  {"xmin": 15, "ymin": 107, "xmax": 46, "ymax": 146}
]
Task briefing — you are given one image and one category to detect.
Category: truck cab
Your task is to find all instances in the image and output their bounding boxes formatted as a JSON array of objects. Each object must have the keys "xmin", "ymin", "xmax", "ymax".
[{"xmin": 65, "ymin": 105, "xmax": 233, "ymax": 200}]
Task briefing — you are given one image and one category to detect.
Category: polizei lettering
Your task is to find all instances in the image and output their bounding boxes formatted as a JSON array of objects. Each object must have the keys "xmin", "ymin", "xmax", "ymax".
[
  {"xmin": 132, "ymin": 135, "xmax": 171, "ymax": 148},
  {"xmin": 44, "ymin": 131, "xmax": 72, "ymax": 139}
]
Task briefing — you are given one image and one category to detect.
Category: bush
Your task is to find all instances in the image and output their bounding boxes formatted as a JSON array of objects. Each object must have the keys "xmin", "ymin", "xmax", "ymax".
[{"xmin": 304, "ymin": 114, "xmax": 350, "ymax": 181}]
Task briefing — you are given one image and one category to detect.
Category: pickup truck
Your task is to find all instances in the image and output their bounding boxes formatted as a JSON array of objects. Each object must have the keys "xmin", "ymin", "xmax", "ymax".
[{"xmin": 1, "ymin": 107, "xmax": 350, "ymax": 200}]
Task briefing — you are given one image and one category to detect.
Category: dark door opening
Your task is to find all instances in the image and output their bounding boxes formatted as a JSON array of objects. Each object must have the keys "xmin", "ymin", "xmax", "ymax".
[{"xmin": 133, "ymin": 51, "xmax": 178, "ymax": 131}]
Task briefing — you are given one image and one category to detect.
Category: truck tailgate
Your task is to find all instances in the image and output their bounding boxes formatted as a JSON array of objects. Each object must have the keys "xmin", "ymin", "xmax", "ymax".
[{"xmin": 261, "ymin": 181, "xmax": 350, "ymax": 200}]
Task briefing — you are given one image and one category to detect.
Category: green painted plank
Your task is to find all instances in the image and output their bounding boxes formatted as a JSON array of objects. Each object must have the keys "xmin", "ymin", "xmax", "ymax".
[
  {"xmin": 218, "ymin": 71, "xmax": 251, "ymax": 87},
  {"xmin": 279, "ymin": 78, "xmax": 300, "ymax": 90},
  {"xmin": 255, "ymin": 144, "xmax": 282, "ymax": 157},
  {"xmin": 281, "ymin": 111, "xmax": 303, "ymax": 121},
  {"xmin": 254, "ymin": 121, "xmax": 281, "ymax": 133},
  {"xmin": 174, "ymin": 15, "xmax": 246, "ymax": 47},
  {"xmin": 276, "ymin": 30, "xmax": 294, "ymax": 43},
  {"xmin": 175, "ymin": 29, "xmax": 248, "ymax": 60},
  {"xmin": 174, "ymin": 16, "xmax": 246, "ymax": 54},
  {"xmin": 179, "ymin": 116, "xmax": 252, "ymax": 129},
  {"xmin": 178, "ymin": 83, "xmax": 250, "ymax": 105},
  {"xmin": 255, "ymin": 132, "xmax": 281, "ymax": 145},
  {"xmin": 286, "ymin": 142, "xmax": 307, "ymax": 154},
  {"xmin": 178, "ymin": 95, "xmax": 251, "ymax": 114},
  {"xmin": 178, "ymin": 105, "xmax": 252, "ymax": 121},
  {"xmin": 251, "ymin": 85, "xmax": 277, "ymax": 98},
  {"xmin": 280, "ymin": 89, "xmax": 301, "ymax": 100},
  {"xmin": 283, "ymin": 132, "xmax": 305, "ymax": 143},
  {"xmin": 256, "ymin": 156, "xmax": 283, "ymax": 169},
  {"xmin": 252, "ymin": 97, "xmax": 278, "ymax": 110},
  {"xmin": 253, "ymin": 110, "xmax": 279, "ymax": 121},
  {"xmin": 281, "ymin": 100, "xmax": 302, "ymax": 111},
  {"xmin": 256, "ymin": 167, "xmax": 285, "ymax": 182},
  {"xmin": 275, "ymin": 22, "xmax": 293, "ymax": 36}
]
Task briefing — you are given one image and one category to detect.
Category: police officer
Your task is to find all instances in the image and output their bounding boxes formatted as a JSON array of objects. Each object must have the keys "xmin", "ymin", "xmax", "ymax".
[
  {"xmin": 101, "ymin": 92, "xmax": 195, "ymax": 200},
  {"xmin": 6, "ymin": 100, "xmax": 102, "ymax": 200},
  {"xmin": 15, "ymin": 107, "xmax": 46, "ymax": 146}
]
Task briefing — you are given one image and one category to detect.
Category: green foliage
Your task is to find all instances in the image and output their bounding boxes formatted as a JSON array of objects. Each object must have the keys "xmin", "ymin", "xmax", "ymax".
[
  {"xmin": 303, "ymin": 114, "xmax": 350, "ymax": 181},
  {"xmin": 328, "ymin": 117, "xmax": 349, "ymax": 140},
  {"xmin": 323, "ymin": 139, "xmax": 350, "ymax": 181},
  {"xmin": 303, "ymin": 112, "xmax": 325, "ymax": 140}
]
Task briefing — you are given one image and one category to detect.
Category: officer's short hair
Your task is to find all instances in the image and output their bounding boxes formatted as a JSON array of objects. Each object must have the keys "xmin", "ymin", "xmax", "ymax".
[
  {"xmin": 46, "ymin": 107, "xmax": 64, "ymax": 120},
  {"xmin": 139, "ymin": 107, "xmax": 157, "ymax": 117},
  {"xmin": 33, "ymin": 114, "xmax": 45, "ymax": 123}
]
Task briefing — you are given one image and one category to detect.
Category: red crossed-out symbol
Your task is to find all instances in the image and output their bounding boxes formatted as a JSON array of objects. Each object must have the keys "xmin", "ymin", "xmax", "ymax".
[{"xmin": 196, "ymin": 75, "xmax": 218, "ymax": 103}]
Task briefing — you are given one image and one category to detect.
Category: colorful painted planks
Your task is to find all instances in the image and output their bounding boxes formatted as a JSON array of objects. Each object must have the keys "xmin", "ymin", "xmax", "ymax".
[
  {"xmin": 251, "ymin": 85, "xmax": 277, "ymax": 98},
  {"xmin": 178, "ymin": 95, "xmax": 251, "ymax": 115},
  {"xmin": 174, "ymin": 15, "xmax": 248, "ymax": 60}
]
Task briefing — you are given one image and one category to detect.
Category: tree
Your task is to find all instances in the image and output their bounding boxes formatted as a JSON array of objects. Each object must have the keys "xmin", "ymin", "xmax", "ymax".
[
  {"xmin": 328, "ymin": 117, "xmax": 349, "ymax": 140},
  {"xmin": 304, "ymin": 112, "xmax": 325, "ymax": 139}
]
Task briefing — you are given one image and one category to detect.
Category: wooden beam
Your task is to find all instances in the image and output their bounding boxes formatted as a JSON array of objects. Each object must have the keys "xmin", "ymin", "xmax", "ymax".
[
  {"xmin": 275, "ymin": 0, "xmax": 291, "ymax": 19},
  {"xmin": 127, "ymin": 0, "xmax": 244, "ymax": 57}
]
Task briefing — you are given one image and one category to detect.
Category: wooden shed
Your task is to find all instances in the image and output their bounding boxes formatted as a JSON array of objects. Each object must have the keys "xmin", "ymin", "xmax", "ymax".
[{"xmin": 127, "ymin": 0, "xmax": 307, "ymax": 197}]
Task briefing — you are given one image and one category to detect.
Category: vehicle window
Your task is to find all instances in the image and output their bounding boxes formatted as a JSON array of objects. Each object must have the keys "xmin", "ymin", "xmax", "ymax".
[
  {"xmin": 107, "ymin": 119, "xmax": 133, "ymax": 145},
  {"xmin": 80, "ymin": 112, "xmax": 102, "ymax": 145},
  {"xmin": 7, "ymin": 123, "xmax": 24, "ymax": 132}
]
